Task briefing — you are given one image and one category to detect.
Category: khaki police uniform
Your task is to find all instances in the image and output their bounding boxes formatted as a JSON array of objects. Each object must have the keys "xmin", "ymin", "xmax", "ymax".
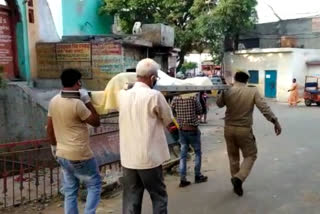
[{"xmin": 216, "ymin": 82, "xmax": 278, "ymax": 182}]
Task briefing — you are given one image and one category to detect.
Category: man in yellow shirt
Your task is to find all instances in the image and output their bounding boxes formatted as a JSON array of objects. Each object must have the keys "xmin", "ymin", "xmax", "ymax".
[
  {"xmin": 216, "ymin": 70, "xmax": 282, "ymax": 197},
  {"xmin": 47, "ymin": 68, "xmax": 101, "ymax": 214}
]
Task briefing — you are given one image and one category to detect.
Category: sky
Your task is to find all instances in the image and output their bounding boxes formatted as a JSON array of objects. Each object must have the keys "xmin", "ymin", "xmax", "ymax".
[
  {"xmin": 257, "ymin": 0, "xmax": 320, "ymax": 23},
  {"xmin": 34, "ymin": 0, "xmax": 320, "ymax": 38},
  {"xmin": 47, "ymin": 0, "xmax": 63, "ymax": 37}
]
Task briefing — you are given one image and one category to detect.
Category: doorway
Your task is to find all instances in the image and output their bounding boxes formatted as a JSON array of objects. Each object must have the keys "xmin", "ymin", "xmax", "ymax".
[{"xmin": 265, "ymin": 70, "xmax": 277, "ymax": 98}]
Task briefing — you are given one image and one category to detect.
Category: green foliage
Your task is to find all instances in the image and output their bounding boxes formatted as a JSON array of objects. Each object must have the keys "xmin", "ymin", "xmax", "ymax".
[
  {"xmin": 100, "ymin": 0, "xmax": 257, "ymax": 66},
  {"xmin": 182, "ymin": 62, "xmax": 197, "ymax": 70},
  {"xmin": 195, "ymin": 0, "xmax": 258, "ymax": 63},
  {"xmin": 100, "ymin": 0, "xmax": 209, "ymax": 68},
  {"xmin": 212, "ymin": 0, "xmax": 258, "ymax": 37},
  {"xmin": 180, "ymin": 62, "xmax": 197, "ymax": 73}
]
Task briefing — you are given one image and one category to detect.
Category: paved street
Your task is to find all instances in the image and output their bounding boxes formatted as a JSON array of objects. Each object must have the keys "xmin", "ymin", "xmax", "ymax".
[
  {"xmin": 132, "ymin": 101, "xmax": 320, "ymax": 214},
  {"xmin": 7, "ymin": 101, "xmax": 320, "ymax": 214}
]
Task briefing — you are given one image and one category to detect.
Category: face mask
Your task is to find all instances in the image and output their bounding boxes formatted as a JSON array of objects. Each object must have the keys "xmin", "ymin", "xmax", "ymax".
[
  {"xmin": 152, "ymin": 79, "xmax": 157, "ymax": 88},
  {"xmin": 78, "ymin": 80, "xmax": 82, "ymax": 88}
]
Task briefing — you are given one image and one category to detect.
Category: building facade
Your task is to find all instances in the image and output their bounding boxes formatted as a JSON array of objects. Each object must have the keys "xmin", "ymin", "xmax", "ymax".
[
  {"xmin": 0, "ymin": 0, "xmax": 114, "ymax": 82},
  {"xmin": 224, "ymin": 17, "xmax": 320, "ymax": 102},
  {"xmin": 61, "ymin": 0, "xmax": 113, "ymax": 36},
  {"xmin": 224, "ymin": 48, "xmax": 320, "ymax": 101},
  {"xmin": 239, "ymin": 17, "xmax": 320, "ymax": 50},
  {"xmin": 0, "ymin": 0, "xmax": 30, "ymax": 80}
]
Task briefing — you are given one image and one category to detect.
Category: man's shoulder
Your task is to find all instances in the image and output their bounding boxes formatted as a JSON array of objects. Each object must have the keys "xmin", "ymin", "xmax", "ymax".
[
  {"xmin": 139, "ymin": 87, "xmax": 162, "ymax": 98},
  {"xmin": 150, "ymin": 88, "xmax": 162, "ymax": 96},
  {"xmin": 146, "ymin": 89, "xmax": 165, "ymax": 103},
  {"xmin": 49, "ymin": 94, "xmax": 82, "ymax": 106},
  {"xmin": 119, "ymin": 89, "xmax": 132, "ymax": 101},
  {"xmin": 119, "ymin": 87, "xmax": 163, "ymax": 102},
  {"xmin": 246, "ymin": 85, "xmax": 259, "ymax": 94},
  {"xmin": 247, "ymin": 85, "xmax": 256, "ymax": 88},
  {"xmin": 49, "ymin": 94, "xmax": 61, "ymax": 105},
  {"xmin": 231, "ymin": 85, "xmax": 258, "ymax": 92},
  {"xmin": 119, "ymin": 89, "xmax": 127, "ymax": 96}
]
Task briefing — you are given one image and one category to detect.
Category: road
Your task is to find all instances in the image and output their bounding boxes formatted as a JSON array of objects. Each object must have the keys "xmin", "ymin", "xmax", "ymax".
[
  {"xmin": 6, "ymin": 101, "xmax": 320, "ymax": 214},
  {"xmin": 136, "ymin": 102, "xmax": 320, "ymax": 214}
]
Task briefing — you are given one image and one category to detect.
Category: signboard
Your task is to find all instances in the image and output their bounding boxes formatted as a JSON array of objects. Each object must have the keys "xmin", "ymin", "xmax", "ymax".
[
  {"xmin": 57, "ymin": 61, "xmax": 92, "ymax": 79},
  {"xmin": 56, "ymin": 43, "xmax": 91, "ymax": 61},
  {"xmin": 0, "ymin": 10, "xmax": 14, "ymax": 78},
  {"xmin": 92, "ymin": 43, "xmax": 123, "ymax": 73},
  {"xmin": 124, "ymin": 57, "xmax": 138, "ymax": 70},
  {"xmin": 312, "ymin": 18, "xmax": 320, "ymax": 33},
  {"xmin": 56, "ymin": 43, "xmax": 92, "ymax": 78},
  {"xmin": 36, "ymin": 43, "xmax": 57, "ymax": 78}
]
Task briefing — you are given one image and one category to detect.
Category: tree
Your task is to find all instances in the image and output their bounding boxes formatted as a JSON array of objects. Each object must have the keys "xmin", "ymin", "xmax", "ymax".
[
  {"xmin": 213, "ymin": 0, "xmax": 258, "ymax": 50},
  {"xmin": 100, "ymin": 0, "xmax": 215, "ymax": 69},
  {"xmin": 181, "ymin": 62, "xmax": 197, "ymax": 73},
  {"xmin": 195, "ymin": 0, "xmax": 258, "ymax": 63},
  {"xmin": 100, "ymin": 0, "xmax": 257, "ymax": 66}
]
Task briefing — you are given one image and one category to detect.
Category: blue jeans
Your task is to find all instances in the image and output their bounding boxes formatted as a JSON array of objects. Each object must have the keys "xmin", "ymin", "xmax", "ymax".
[
  {"xmin": 179, "ymin": 129, "xmax": 202, "ymax": 180},
  {"xmin": 57, "ymin": 157, "xmax": 102, "ymax": 214}
]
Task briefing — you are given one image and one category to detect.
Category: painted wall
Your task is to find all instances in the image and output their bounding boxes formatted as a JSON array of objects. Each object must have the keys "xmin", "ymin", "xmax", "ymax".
[
  {"xmin": 36, "ymin": 41, "xmax": 146, "ymax": 90},
  {"xmin": 37, "ymin": 0, "xmax": 60, "ymax": 42},
  {"xmin": 26, "ymin": 0, "xmax": 60, "ymax": 79},
  {"xmin": 16, "ymin": 0, "xmax": 30, "ymax": 81},
  {"xmin": 224, "ymin": 48, "xmax": 320, "ymax": 101},
  {"xmin": 15, "ymin": 0, "xmax": 60, "ymax": 81},
  {"xmin": 15, "ymin": 0, "xmax": 113, "ymax": 81},
  {"xmin": 47, "ymin": 0, "xmax": 62, "ymax": 37},
  {"xmin": 0, "ymin": 83, "xmax": 48, "ymax": 142},
  {"xmin": 241, "ymin": 17, "xmax": 320, "ymax": 49},
  {"xmin": 62, "ymin": 0, "xmax": 113, "ymax": 35},
  {"xmin": 26, "ymin": 1, "xmax": 39, "ymax": 79},
  {"xmin": 307, "ymin": 65, "xmax": 320, "ymax": 76}
]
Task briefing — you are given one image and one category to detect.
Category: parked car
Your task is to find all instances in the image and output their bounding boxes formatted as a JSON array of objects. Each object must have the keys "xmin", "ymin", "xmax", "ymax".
[
  {"xmin": 210, "ymin": 76, "xmax": 226, "ymax": 97},
  {"xmin": 211, "ymin": 76, "xmax": 226, "ymax": 85},
  {"xmin": 196, "ymin": 72, "xmax": 206, "ymax": 77}
]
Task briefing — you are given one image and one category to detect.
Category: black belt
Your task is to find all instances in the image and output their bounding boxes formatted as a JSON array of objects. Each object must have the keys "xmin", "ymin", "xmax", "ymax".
[
  {"xmin": 180, "ymin": 127, "xmax": 198, "ymax": 132},
  {"xmin": 180, "ymin": 129, "xmax": 198, "ymax": 132},
  {"xmin": 70, "ymin": 160, "xmax": 85, "ymax": 164}
]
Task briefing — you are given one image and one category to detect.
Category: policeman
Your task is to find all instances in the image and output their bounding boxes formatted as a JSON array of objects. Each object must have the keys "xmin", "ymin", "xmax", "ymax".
[{"xmin": 216, "ymin": 70, "xmax": 282, "ymax": 196}]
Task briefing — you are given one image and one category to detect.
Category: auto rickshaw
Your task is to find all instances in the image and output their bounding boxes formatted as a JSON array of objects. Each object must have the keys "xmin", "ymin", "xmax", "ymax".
[{"xmin": 304, "ymin": 76, "xmax": 320, "ymax": 106}]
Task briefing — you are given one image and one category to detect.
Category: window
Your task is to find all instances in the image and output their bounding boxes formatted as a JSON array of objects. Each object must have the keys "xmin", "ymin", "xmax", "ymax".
[
  {"xmin": 28, "ymin": 9, "xmax": 34, "ymax": 23},
  {"xmin": 248, "ymin": 70, "xmax": 259, "ymax": 84},
  {"xmin": 239, "ymin": 38, "xmax": 260, "ymax": 49},
  {"xmin": 28, "ymin": 0, "xmax": 33, "ymax": 7}
]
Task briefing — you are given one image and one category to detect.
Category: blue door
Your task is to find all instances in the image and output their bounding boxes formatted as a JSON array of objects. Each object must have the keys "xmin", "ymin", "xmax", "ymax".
[{"xmin": 265, "ymin": 70, "xmax": 277, "ymax": 98}]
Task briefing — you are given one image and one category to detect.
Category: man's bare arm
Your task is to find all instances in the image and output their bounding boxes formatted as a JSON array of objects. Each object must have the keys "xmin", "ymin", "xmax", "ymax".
[
  {"xmin": 84, "ymin": 102, "xmax": 101, "ymax": 127},
  {"xmin": 46, "ymin": 117, "xmax": 57, "ymax": 146}
]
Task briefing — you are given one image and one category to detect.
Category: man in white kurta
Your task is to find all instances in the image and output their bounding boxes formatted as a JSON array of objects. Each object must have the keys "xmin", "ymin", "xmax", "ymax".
[{"xmin": 118, "ymin": 58, "xmax": 173, "ymax": 214}]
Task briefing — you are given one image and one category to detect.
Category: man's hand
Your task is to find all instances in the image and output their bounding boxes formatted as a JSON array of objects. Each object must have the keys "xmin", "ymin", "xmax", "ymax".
[
  {"xmin": 79, "ymin": 89, "xmax": 91, "ymax": 104},
  {"xmin": 274, "ymin": 121, "xmax": 282, "ymax": 136},
  {"xmin": 46, "ymin": 117, "xmax": 57, "ymax": 146},
  {"xmin": 51, "ymin": 145, "xmax": 57, "ymax": 159}
]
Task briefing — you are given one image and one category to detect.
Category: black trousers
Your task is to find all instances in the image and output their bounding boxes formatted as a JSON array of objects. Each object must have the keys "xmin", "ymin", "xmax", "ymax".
[{"xmin": 122, "ymin": 165, "xmax": 168, "ymax": 214}]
